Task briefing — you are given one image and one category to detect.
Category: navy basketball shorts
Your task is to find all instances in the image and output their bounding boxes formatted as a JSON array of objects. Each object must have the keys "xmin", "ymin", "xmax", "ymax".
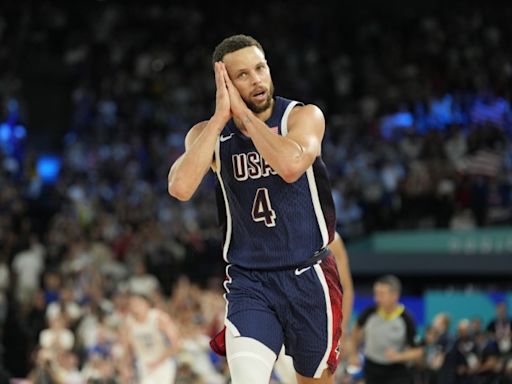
[{"xmin": 224, "ymin": 251, "xmax": 343, "ymax": 378}]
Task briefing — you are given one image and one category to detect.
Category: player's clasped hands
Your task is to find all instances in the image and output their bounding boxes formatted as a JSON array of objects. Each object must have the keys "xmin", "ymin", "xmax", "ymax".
[
  {"xmin": 214, "ymin": 62, "xmax": 231, "ymax": 126},
  {"xmin": 221, "ymin": 63, "xmax": 247, "ymax": 119},
  {"xmin": 214, "ymin": 61, "xmax": 249, "ymax": 125}
]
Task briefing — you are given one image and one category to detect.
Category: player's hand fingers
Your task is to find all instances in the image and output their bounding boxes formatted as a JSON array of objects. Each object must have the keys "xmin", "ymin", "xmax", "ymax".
[
  {"xmin": 214, "ymin": 62, "xmax": 227, "ymax": 93},
  {"xmin": 214, "ymin": 62, "xmax": 221, "ymax": 89},
  {"xmin": 220, "ymin": 62, "xmax": 235, "ymax": 91},
  {"xmin": 213, "ymin": 62, "xmax": 231, "ymax": 122},
  {"xmin": 222, "ymin": 66, "xmax": 241, "ymax": 102},
  {"xmin": 221, "ymin": 65, "xmax": 231, "ymax": 92}
]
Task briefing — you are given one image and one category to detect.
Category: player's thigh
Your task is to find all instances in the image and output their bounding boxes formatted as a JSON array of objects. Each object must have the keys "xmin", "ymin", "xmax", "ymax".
[
  {"xmin": 283, "ymin": 254, "xmax": 343, "ymax": 378},
  {"xmin": 226, "ymin": 307, "xmax": 284, "ymax": 356},
  {"xmin": 225, "ymin": 266, "xmax": 285, "ymax": 355}
]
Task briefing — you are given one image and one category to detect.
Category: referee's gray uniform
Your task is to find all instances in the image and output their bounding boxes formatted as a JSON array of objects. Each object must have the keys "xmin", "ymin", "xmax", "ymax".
[{"xmin": 357, "ymin": 304, "xmax": 417, "ymax": 384}]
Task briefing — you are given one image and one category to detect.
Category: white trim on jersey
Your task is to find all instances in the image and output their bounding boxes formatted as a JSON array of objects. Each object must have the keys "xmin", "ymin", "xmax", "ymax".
[
  {"xmin": 215, "ymin": 136, "xmax": 222, "ymax": 172},
  {"xmin": 215, "ymin": 140, "xmax": 232, "ymax": 263},
  {"xmin": 306, "ymin": 167, "xmax": 330, "ymax": 247},
  {"xmin": 313, "ymin": 262, "xmax": 334, "ymax": 378},
  {"xmin": 279, "ymin": 101, "xmax": 299, "ymax": 136},
  {"xmin": 223, "ymin": 264, "xmax": 234, "ymax": 331},
  {"xmin": 225, "ymin": 318, "xmax": 241, "ymax": 337},
  {"xmin": 281, "ymin": 100, "xmax": 330, "ymax": 247}
]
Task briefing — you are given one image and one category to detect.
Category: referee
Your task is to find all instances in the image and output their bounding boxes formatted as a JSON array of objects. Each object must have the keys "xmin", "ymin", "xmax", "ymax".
[{"xmin": 349, "ymin": 275, "xmax": 423, "ymax": 384}]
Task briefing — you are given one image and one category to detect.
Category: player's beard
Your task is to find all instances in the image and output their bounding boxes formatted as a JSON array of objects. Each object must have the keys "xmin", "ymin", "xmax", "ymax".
[{"xmin": 245, "ymin": 82, "xmax": 274, "ymax": 114}]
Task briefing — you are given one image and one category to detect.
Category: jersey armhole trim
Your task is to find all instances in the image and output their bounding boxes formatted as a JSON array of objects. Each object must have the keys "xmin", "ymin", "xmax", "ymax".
[{"xmin": 280, "ymin": 101, "xmax": 301, "ymax": 136}]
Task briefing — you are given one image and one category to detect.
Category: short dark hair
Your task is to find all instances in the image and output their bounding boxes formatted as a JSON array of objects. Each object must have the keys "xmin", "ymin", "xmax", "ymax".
[
  {"xmin": 375, "ymin": 274, "xmax": 402, "ymax": 294},
  {"xmin": 212, "ymin": 34, "xmax": 264, "ymax": 65}
]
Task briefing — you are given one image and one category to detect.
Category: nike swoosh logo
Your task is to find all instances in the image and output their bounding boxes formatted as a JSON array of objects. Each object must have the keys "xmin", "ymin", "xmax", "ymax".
[
  {"xmin": 220, "ymin": 134, "xmax": 234, "ymax": 142},
  {"xmin": 295, "ymin": 266, "xmax": 312, "ymax": 276}
]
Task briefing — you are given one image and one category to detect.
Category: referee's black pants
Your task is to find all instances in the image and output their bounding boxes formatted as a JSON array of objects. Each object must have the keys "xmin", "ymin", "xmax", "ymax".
[{"xmin": 364, "ymin": 358, "xmax": 414, "ymax": 384}]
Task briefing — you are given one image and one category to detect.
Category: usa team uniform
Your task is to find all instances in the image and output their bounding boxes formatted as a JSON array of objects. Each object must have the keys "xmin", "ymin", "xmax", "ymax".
[{"xmin": 214, "ymin": 96, "xmax": 343, "ymax": 377}]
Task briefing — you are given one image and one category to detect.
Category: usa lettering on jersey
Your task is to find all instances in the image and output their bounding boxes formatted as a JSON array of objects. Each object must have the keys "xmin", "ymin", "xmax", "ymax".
[{"xmin": 232, "ymin": 152, "xmax": 277, "ymax": 181}]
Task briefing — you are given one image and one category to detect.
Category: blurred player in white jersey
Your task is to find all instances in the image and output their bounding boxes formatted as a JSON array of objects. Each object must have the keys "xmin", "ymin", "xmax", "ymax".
[{"xmin": 120, "ymin": 292, "xmax": 180, "ymax": 384}]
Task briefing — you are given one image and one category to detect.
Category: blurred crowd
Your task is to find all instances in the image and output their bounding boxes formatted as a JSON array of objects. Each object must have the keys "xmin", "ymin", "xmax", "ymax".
[
  {"xmin": 411, "ymin": 305, "xmax": 512, "ymax": 384},
  {"xmin": 0, "ymin": 0, "xmax": 512, "ymax": 382},
  {"xmin": 340, "ymin": 302, "xmax": 512, "ymax": 384}
]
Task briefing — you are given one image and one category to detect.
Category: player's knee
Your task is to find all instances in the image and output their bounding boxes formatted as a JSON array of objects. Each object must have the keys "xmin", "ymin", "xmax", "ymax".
[
  {"xmin": 228, "ymin": 351, "xmax": 274, "ymax": 384},
  {"xmin": 226, "ymin": 326, "xmax": 276, "ymax": 384}
]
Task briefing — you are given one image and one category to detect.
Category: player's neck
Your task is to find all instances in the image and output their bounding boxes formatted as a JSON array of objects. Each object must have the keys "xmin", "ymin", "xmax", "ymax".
[
  {"xmin": 133, "ymin": 311, "xmax": 149, "ymax": 322},
  {"xmin": 255, "ymin": 98, "xmax": 275, "ymax": 122}
]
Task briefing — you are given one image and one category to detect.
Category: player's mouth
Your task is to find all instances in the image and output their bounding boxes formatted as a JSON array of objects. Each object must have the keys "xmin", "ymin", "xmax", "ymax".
[{"xmin": 252, "ymin": 88, "xmax": 267, "ymax": 102}]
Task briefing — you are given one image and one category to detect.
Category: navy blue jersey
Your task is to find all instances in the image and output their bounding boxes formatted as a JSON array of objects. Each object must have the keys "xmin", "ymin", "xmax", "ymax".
[{"xmin": 214, "ymin": 96, "xmax": 336, "ymax": 269}]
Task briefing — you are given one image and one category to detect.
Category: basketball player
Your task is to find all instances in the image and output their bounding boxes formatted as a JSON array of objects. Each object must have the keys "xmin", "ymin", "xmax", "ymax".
[
  {"xmin": 168, "ymin": 34, "xmax": 343, "ymax": 383},
  {"xmin": 120, "ymin": 292, "xmax": 180, "ymax": 384},
  {"xmin": 273, "ymin": 231, "xmax": 354, "ymax": 383}
]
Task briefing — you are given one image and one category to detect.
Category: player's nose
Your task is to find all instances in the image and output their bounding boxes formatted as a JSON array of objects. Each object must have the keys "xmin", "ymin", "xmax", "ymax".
[{"xmin": 250, "ymin": 72, "xmax": 262, "ymax": 85}]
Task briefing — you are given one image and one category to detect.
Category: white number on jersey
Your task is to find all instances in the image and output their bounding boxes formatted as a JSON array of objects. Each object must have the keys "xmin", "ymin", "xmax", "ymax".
[{"xmin": 251, "ymin": 188, "xmax": 276, "ymax": 227}]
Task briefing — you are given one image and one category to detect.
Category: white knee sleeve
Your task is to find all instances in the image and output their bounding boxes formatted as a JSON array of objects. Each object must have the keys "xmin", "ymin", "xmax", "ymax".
[{"xmin": 225, "ymin": 322, "xmax": 277, "ymax": 384}]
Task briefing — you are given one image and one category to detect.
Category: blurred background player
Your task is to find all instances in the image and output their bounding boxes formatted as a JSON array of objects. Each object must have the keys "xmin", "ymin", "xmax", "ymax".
[{"xmin": 120, "ymin": 292, "xmax": 180, "ymax": 384}]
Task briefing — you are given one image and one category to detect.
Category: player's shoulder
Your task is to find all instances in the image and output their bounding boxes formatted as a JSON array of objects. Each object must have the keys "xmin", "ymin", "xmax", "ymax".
[{"xmin": 288, "ymin": 103, "xmax": 325, "ymax": 126}]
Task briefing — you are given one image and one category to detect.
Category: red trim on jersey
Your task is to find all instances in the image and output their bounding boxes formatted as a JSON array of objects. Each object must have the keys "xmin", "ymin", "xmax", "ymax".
[
  {"xmin": 320, "ymin": 254, "xmax": 343, "ymax": 374},
  {"xmin": 210, "ymin": 326, "xmax": 227, "ymax": 356}
]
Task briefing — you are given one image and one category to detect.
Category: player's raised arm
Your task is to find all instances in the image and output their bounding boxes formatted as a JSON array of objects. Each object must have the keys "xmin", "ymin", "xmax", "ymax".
[
  {"xmin": 168, "ymin": 62, "xmax": 230, "ymax": 201},
  {"xmin": 158, "ymin": 311, "xmax": 181, "ymax": 358},
  {"xmin": 221, "ymin": 62, "xmax": 324, "ymax": 183}
]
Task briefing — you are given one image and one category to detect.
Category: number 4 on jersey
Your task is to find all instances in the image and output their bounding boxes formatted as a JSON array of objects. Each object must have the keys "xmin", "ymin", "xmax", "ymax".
[{"xmin": 252, "ymin": 188, "xmax": 276, "ymax": 227}]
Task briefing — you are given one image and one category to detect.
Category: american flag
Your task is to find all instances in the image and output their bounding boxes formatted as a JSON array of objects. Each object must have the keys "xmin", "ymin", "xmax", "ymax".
[{"xmin": 462, "ymin": 149, "xmax": 502, "ymax": 177}]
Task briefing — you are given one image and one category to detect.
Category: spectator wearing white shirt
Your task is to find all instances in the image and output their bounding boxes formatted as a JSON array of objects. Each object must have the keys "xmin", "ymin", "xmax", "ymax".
[
  {"xmin": 46, "ymin": 286, "xmax": 82, "ymax": 327},
  {"xmin": 39, "ymin": 314, "xmax": 75, "ymax": 358},
  {"xmin": 12, "ymin": 235, "xmax": 45, "ymax": 305}
]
